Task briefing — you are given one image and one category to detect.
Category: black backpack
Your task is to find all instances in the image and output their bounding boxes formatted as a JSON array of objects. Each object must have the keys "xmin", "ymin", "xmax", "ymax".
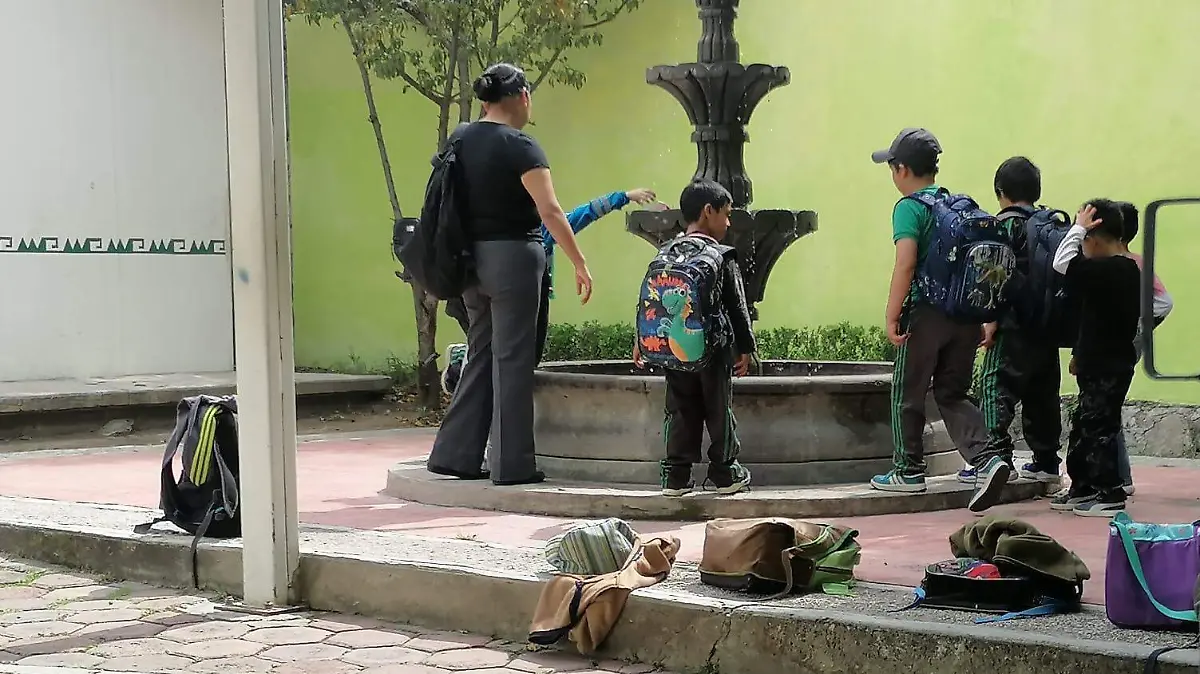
[
  {"xmin": 1004, "ymin": 206, "xmax": 1080, "ymax": 346},
  {"xmin": 896, "ymin": 558, "xmax": 1082, "ymax": 622},
  {"xmin": 398, "ymin": 131, "xmax": 471, "ymax": 300},
  {"xmin": 135, "ymin": 395, "xmax": 240, "ymax": 588}
]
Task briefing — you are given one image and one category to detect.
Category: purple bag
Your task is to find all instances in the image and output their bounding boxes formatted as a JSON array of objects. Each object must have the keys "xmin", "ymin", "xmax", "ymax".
[{"xmin": 1106, "ymin": 512, "xmax": 1200, "ymax": 630}]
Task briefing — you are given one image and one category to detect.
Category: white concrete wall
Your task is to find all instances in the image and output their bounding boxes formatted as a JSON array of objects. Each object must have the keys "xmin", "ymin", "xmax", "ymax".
[{"xmin": 0, "ymin": 0, "xmax": 233, "ymax": 381}]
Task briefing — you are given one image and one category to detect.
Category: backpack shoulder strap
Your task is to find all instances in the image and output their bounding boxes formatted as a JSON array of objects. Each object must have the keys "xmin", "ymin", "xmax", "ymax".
[
  {"xmin": 998, "ymin": 205, "xmax": 1035, "ymax": 221},
  {"xmin": 134, "ymin": 397, "xmax": 203, "ymax": 534},
  {"xmin": 905, "ymin": 190, "xmax": 939, "ymax": 209}
]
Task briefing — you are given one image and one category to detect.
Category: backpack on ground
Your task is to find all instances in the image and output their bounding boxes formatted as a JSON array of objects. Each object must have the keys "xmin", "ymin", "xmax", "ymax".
[
  {"xmin": 895, "ymin": 557, "xmax": 1082, "ymax": 622},
  {"xmin": 699, "ymin": 518, "xmax": 861, "ymax": 599},
  {"xmin": 544, "ymin": 518, "xmax": 638, "ymax": 577},
  {"xmin": 134, "ymin": 395, "xmax": 240, "ymax": 588},
  {"xmin": 909, "ymin": 189, "xmax": 1017, "ymax": 324},
  {"xmin": 1008, "ymin": 206, "xmax": 1079, "ymax": 346},
  {"xmin": 399, "ymin": 132, "xmax": 471, "ymax": 300},
  {"xmin": 635, "ymin": 234, "xmax": 730, "ymax": 372}
]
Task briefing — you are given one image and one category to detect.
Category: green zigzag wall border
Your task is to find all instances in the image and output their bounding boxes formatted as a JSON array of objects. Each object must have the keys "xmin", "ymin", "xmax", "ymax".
[{"xmin": 0, "ymin": 236, "xmax": 227, "ymax": 255}]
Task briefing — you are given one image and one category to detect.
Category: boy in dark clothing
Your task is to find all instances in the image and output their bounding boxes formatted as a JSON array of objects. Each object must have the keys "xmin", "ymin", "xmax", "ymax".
[
  {"xmin": 966, "ymin": 157, "xmax": 1063, "ymax": 485},
  {"xmin": 1103, "ymin": 201, "xmax": 1173, "ymax": 496},
  {"xmin": 1049, "ymin": 199, "xmax": 1140, "ymax": 517},
  {"xmin": 870, "ymin": 128, "xmax": 1008, "ymax": 514},
  {"xmin": 633, "ymin": 180, "xmax": 756, "ymax": 497}
]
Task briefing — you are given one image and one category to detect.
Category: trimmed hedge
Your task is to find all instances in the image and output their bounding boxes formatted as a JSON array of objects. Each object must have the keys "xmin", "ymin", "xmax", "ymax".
[
  {"xmin": 543, "ymin": 321, "xmax": 987, "ymax": 398},
  {"xmin": 542, "ymin": 321, "xmax": 896, "ymax": 363}
]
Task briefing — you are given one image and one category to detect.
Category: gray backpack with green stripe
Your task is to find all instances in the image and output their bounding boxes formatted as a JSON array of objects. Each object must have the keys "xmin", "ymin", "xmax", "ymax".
[{"xmin": 135, "ymin": 395, "xmax": 240, "ymax": 586}]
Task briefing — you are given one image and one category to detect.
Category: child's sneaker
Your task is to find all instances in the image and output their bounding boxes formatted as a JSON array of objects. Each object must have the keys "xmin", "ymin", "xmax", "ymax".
[
  {"xmin": 706, "ymin": 461, "xmax": 751, "ymax": 495},
  {"xmin": 1122, "ymin": 483, "xmax": 1136, "ymax": 497},
  {"xmin": 968, "ymin": 457, "xmax": 1011, "ymax": 513},
  {"xmin": 1049, "ymin": 487, "xmax": 1097, "ymax": 511},
  {"xmin": 870, "ymin": 470, "xmax": 927, "ymax": 493},
  {"xmin": 440, "ymin": 344, "xmax": 468, "ymax": 396},
  {"xmin": 1018, "ymin": 462, "xmax": 1061, "ymax": 483},
  {"xmin": 1073, "ymin": 497, "xmax": 1126, "ymax": 518},
  {"xmin": 660, "ymin": 464, "xmax": 694, "ymax": 497},
  {"xmin": 962, "ymin": 461, "xmax": 1018, "ymax": 484}
]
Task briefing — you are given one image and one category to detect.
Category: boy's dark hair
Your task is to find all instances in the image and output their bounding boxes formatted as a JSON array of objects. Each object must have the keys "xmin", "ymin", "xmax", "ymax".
[
  {"xmin": 890, "ymin": 157, "xmax": 939, "ymax": 179},
  {"xmin": 680, "ymin": 179, "xmax": 733, "ymax": 224},
  {"xmin": 1083, "ymin": 198, "xmax": 1125, "ymax": 242},
  {"xmin": 1116, "ymin": 201, "xmax": 1139, "ymax": 243},
  {"xmin": 993, "ymin": 156, "xmax": 1042, "ymax": 204}
]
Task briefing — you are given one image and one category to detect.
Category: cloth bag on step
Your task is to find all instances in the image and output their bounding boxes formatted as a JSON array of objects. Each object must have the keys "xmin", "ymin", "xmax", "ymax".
[{"xmin": 1106, "ymin": 511, "xmax": 1199, "ymax": 630}]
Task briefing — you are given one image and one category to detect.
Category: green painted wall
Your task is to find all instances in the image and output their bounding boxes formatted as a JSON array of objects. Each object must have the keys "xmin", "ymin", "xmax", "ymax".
[{"xmin": 287, "ymin": 0, "xmax": 1200, "ymax": 402}]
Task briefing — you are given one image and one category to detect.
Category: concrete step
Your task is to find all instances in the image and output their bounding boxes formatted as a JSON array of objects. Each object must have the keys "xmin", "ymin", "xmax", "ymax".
[
  {"xmin": 0, "ymin": 496, "xmax": 1194, "ymax": 674},
  {"xmin": 385, "ymin": 458, "xmax": 1051, "ymax": 520},
  {"xmin": 0, "ymin": 372, "xmax": 392, "ymax": 442}
]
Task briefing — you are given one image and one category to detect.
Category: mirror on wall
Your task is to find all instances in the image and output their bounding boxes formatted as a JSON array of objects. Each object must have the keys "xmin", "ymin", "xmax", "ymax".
[{"xmin": 1140, "ymin": 198, "xmax": 1200, "ymax": 381}]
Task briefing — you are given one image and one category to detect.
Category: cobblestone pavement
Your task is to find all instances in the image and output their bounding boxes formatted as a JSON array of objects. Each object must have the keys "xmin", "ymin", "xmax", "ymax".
[{"xmin": 0, "ymin": 556, "xmax": 668, "ymax": 674}]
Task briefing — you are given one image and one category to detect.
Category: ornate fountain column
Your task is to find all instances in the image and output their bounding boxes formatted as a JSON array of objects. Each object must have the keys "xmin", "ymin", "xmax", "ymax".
[{"xmin": 627, "ymin": 0, "xmax": 816, "ymax": 319}]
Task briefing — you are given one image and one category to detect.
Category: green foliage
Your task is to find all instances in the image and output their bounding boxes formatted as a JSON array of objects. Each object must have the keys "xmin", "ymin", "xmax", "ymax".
[
  {"xmin": 542, "ymin": 321, "xmax": 896, "ymax": 363},
  {"xmin": 288, "ymin": 0, "xmax": 644, "ymax": 140}
]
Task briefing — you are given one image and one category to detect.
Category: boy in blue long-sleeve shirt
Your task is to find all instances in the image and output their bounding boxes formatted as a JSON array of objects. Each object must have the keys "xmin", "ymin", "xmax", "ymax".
[{"xmin": 442, "ymin": 187, "xmax": 657, "ymax": 394}]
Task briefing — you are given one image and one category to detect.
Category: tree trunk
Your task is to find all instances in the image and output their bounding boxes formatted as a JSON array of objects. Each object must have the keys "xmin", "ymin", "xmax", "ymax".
[
  {"xmin": 342, "ymin": 17, "xmax": 401, "ymax": 222},
  {"xmin": 457, "ymin": 50, "xmax": 473, "ymax": 123},
  {"xmin": 343, "ymin": 13, "xmax": 441, "ymax": 408},
  {"xmin": 437, "ymin": 31, "xmax": 461, "ymax": 147},
  {"xmin": 411, "ymin": 284, "xmax": 441, "ymax": 408}
]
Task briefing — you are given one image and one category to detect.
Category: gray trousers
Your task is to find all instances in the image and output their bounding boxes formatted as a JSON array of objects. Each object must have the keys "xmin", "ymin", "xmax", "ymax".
[
  {"xmin": 428, "ymin": 240, "xmax": 545, "ymax": 483},
  {"xmin": 892, "ymin": 304, "xmax": 991, "ymax": 473}
]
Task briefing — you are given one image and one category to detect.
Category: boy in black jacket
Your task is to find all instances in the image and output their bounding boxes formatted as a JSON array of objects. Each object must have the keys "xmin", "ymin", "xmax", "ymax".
[
  {"xmin": 633, "ymin": 180, "xmax": 757, "ymax": 497},
  {"xmin": 1049, "ymin": 199, "xmax": 1140, "ymax": 517}
]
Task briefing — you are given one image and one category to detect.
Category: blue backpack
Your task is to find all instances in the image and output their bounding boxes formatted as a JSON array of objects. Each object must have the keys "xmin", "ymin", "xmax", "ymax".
[
  {"xmin": 909, "ymin": 189, "xmax": 1016, "ymax": 323},
  {"xmin": 635, "ymin": 235, "xmax": 729, "ymax": 372}
]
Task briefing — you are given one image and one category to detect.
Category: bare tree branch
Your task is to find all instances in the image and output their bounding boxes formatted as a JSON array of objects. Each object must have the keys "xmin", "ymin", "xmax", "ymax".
[
  {"xmin": 579, "ymin": 0, "xmax": 634, "ymax": 30},
  {"xmin": 396, "ymin": 67, "xmax": 439, "ymax": 103},
  {"xmin": 530, "ymin": 44, "xmax": 567, "ymax": 92}
]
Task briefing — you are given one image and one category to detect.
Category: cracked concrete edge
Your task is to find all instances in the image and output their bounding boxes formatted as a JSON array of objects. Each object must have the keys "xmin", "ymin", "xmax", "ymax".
[{"xmin": 0, "ymin": 522, "xmax": 1195, "ymax": 674}]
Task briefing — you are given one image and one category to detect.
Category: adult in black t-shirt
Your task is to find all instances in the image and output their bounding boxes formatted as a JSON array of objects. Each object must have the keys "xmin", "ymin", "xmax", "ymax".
[
  {"xmin": 1048, "ymin": 199, "xmax": 1140, "ymax": 516},
  {"xmin": 427, "ymin": 63, "xmax": 593, "ymax": 486}
]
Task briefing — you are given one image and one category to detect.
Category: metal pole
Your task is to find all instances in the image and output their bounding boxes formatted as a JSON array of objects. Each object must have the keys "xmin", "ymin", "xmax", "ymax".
[{"xmin": 222, "ymin": 0, "xmax": 300, "ymax": 607}]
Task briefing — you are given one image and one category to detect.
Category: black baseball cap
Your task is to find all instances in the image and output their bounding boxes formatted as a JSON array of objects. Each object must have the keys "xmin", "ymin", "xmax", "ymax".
[{"xmin": 871, "ymin": 128, "xmax": 942, "ymax": 166}]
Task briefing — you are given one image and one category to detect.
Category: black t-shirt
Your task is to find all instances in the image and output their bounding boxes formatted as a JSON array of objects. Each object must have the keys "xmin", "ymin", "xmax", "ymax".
[
  {"xmin": 1064, "ymin": 254, "xmax": 1141, "ymax": 374},
  {"xmin": 450, "ymin": 121, "xmax": 550, "ymax": 242}
]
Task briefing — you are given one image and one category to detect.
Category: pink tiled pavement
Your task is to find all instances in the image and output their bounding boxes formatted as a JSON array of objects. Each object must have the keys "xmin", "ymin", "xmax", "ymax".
[{"xmin": 1, "ymin": 430, "xmax": 1196, "ymax": 605}]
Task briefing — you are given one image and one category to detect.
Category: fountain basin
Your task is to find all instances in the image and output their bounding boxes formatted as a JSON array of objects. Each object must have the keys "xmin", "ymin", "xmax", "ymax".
[{"xmin": 533, "ymin": 360, "xmax": 959, "ymax": 486}]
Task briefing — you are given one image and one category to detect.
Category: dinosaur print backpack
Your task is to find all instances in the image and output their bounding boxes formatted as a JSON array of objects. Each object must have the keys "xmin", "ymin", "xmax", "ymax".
[{"xmin": 636, "ymin": 234, "xmax": 729, "ymax": 372}]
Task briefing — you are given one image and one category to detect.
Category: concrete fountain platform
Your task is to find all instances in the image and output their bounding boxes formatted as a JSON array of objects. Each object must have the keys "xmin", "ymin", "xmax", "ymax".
[{"xmin": 384, "ymin": 458, "xmax": 1051, "ymax": 520}]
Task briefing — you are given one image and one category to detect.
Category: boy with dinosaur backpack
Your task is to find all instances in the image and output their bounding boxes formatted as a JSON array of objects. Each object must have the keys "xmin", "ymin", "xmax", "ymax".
[
  {"xmin": 870, "ymin": 128, "xmax": 1016, "ymax": 513},
  {"xmin": 632, "ymin": 179, "xmax": 756, "ymax": 497},
  {"xmin": 441, "ymin": 187, "xmax": 658, "ymax": 395},
  {"xmin": 965, "ymin": 157, "xmax": 1069, "ymax": 487}
]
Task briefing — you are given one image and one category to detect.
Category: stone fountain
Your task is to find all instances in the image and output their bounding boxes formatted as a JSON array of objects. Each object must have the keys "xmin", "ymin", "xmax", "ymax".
[{"xmin": 385, "ymin": 0, "xmax": 1048, "ymax": 518}]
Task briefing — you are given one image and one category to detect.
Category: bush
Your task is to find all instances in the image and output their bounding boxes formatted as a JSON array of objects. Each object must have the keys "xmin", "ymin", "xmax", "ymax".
[{"xmin": 543, "ymin": 321, "xmax": 895, "ymax": 363}]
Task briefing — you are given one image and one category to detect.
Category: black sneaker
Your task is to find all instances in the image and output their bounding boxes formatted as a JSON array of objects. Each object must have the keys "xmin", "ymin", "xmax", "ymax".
[
  {"xmin": 1049, "ymin": 487, "xmax": 1097, "ymax": 511},
  {"xmin": 660, "ymin": 464, "xmax": 694, "ymax": 497},
  {"xmin": 705, "ymin": 461, "xmax": 752, "ymax": 495},
  {"xmin": 1073, "ymin": 497, "xmax": 1126, "ymax": 518}
]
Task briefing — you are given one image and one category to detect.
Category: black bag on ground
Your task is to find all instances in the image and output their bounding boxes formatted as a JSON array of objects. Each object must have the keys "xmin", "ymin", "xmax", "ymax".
[
  {"xmin": 910, "ymin": 558, "xmax": 1083, "ymax": 619},
  {"xmin": 398, "ymin": 132, "xmax": 471, "ymax": 299},
  {"xmin": 135, "ymin": 395, "xmax": 240, "ymax": 588}
]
